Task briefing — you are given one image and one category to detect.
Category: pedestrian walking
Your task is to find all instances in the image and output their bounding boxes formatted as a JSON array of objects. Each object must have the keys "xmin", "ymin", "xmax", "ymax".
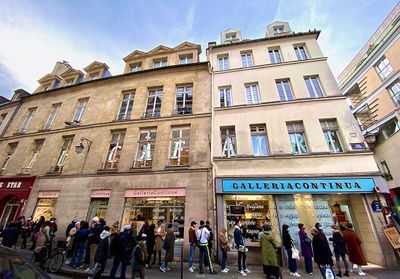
[
  {"xmin": 145, "ymin": 223, "xmax": 156, "ymax": 268},
  {"xmin": 234, "ymin": 220, "xmax": 250, "ymax": 277},
  {"xmin": 298, "ymin": 223, "xmax": 313, "ymax": 274},
  {"xmin": 109, "ymin": 225, "xmax": 133, "ymax": 279},
  {"xmin": 282, "ymin": 224, "xmax": 300, "ymax": 277},
  {"xmin": 152, "ymin": 221, "xmax": 164, "ymax": 266},
  {"xmin": 188, "ymin": 220, "xmax": 197, "ymax": 273},
  {"xmin": 160, "ymin": 223, "xmax": 176, "ymax": 272},
  {"xmin": 260, "ymin": 223, "xmax": 280, "ymax": 279},
  {"xmin": 218, "ymin": 227, "xmax": 230, "ymax": 273},
  {"xmin": 342, "ymin": 223, "xmax": 367, "ymax": 276},
  {"xmin": 69, "ymin": 221, "xmax": 90, "ymax": 269},
  {"xmin": 329, "ymin": 225, "xmax": 349, "ymax": 277},
  {"xmin": 90, "ymin": 226, "xmax": 111, "ymax": 279},
  {"xmin": 311, "ymin": 227, "xmax": 333, "ymax": 276},
  {"xmin": 132, "ymin": 238, "xmax": 146, "ymax": 279}
]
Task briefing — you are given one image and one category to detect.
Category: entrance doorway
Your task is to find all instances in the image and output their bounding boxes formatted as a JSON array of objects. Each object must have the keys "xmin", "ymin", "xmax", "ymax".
[{"xmin": 0, "ymin": 196, "xmax": 19, "ymax": 230}]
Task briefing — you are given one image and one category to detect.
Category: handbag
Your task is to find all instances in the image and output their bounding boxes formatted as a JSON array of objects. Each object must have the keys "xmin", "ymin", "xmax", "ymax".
[
  {"xmin": 238, "ymin": 245, "xmax": 248, "ymax": 253},
  {"xmin": 305, "ymin": 237, "xmax": 312, "ymax": 244},
  {"xmin": 321, "ymin": 265, "xmax": 336, "ymax": 279},
  {"xmin": 291, "ymin": 245, "xmax": 300, "ymax": 260}
]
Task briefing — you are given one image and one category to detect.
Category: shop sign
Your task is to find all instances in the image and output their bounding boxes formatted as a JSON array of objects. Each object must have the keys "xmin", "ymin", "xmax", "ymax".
[
  {"xmin": 125, "ymin": 188, "xmax": 186, "ymax": 198},
  {"xmin": 350, "ymin": 142, "xmax": 367, "ymax": 150},
  {"xmin": 222, "ymin": 178, "xmax": 376, "ymax": 194},
  {"xmin": 370, "ymin": 200, "xmax": 382, "ymax": 212},
  {"xmin": 0, "ymin": 176, "xmax": 36, "ymax": 191},
  {"xmin": 38, "ymin": 191, "xmax": 59, "ymax": 198},
  {"xmin": 383, "ymin": 227, "xmax": 400, "ymax": 249},
  {"xmin": 91, "ymin": 189, "xmax": 111, "ymax": 198}
]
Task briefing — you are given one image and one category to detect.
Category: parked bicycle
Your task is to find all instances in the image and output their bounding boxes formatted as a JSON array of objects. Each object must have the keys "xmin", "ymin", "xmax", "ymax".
[{"xmin": 31, "ymin": 240, "xmax": 65, "ymax": 273}]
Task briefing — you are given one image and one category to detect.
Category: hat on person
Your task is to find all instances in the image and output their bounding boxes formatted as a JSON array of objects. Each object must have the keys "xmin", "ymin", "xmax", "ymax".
[
  {"xmin": 124, "ymin": 224, "xmax": 131, "ymax": 230},
  {"xmin": 92, "ymin": 216, "xmax": 100, "ymax": 222},
  {"xmin": 191, "ymin": 221, "xmax": 197, "ymax": 226}
]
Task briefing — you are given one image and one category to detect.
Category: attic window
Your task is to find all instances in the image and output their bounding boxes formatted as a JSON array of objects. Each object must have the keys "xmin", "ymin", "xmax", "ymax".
[
  {"xmin": 179, "ymin": 54, "xmax": 193, "ymax": 64},
  {"xmin": 43, "ymin": 84, "xmax": 51, "ymax": 91},
  {"xmin": 153, "ymin": 58, "xmax": 167, "ymax": 68},
  {"xmin": 130, "ymin": 62, "xmax": 142, "ymax": 72},
  {"xmin": 225, "ymin": 32, "xmax": 237, "ymax": 40},
  {"xmin": 90, "ymin": 72, "xmax": 100, "ymax": 80},
  {"xmin": 273, "ymin": 26, "xmax": 284, "ymax": 34},
  {"xmin": 65, "ymin": 78, "xmax": 74, "ymax": 86}
]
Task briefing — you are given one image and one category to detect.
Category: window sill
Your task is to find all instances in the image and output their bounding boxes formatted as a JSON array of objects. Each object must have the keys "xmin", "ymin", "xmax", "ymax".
[
  {"xmin": 14, "ymin": 131, "xmax": 26, "ymax": 135},
  {"xmin": 45, "ymin": 171, "xmax": 62, "ymax": 176},
  {"xmin": 97, "ymin": 168, "xmax": 119, "ymax": 174},
  {"xmin": 165, "ymin": 165, "xmax": 190, "ymax": 170},
  {"xmin": 38, "ymin": 128, "xmax": 51, "ymax": 132},
  {"xmin": 113, "ymin": 118, "xmax": 131, "ymax": 122},
  {"xmin": 129, "ymin": 166, "xmax": 152, "ymax": 172}
]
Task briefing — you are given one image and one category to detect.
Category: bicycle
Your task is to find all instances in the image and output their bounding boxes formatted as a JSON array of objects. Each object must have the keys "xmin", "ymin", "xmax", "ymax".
[{"xmin": 31, "ymin": 241, "xmax": 65, "ymax": 273}]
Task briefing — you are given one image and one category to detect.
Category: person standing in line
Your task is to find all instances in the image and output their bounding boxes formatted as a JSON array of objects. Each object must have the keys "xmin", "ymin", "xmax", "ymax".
[
  {"xmin": 234, "ymin": 220, "xmax": 250, "ymax": 277},
  {"xmin": 188, "ymin": 221, "xmax": 198, "ymax": 273},
  {"xmin": 298, "ymin": 223, "xmax": 313, "ymax": 274},
  {"xmin": 260, "ymin": 223, "xmax": 280, "ymax": 279},
  {"xmin": 311, "ymin": 227, "xmax": 333, "ymax": 276},
  {"xmin": 205, "ymin": 221, "xmax": 214, "ymax": 269},
  {"xmin": 329, "ymin": 225, "xmax": 349, "ymax": 277},
  {"xmin": 218, "ymin": 227, "xmax": 230, "ymax": 273},
  {"xmin": 1, "ymin": 222, "xmax": 19, "ymax": 248},
  {"xmin": 138, "ymin": 220, "xmax": 150, "ymax": 267},
  {"xmin": 85, "ymin": 217, "xmax": 104, "ymax": 272},
  {"xmin": 31, "ymin": 216, "xmax": 45, "ymax": 250},
  {"xmin": 132, "ymin": 238, "xmax": 146, "ymax": 279},
  {"xmin": 342, "ymin": 223, "xmax": 367, "ymax": 276},
  {"xmin": 196, "ymin": 220, "xmax": 217, "ymax": 274},
  {"xmin": 35, "ymin": 221, "xmax": 51, "ymax": 269},
  {"xmin": 160, "ymin": 223, "xmax": 176, "ymax": 272},
  {"xmin": 145, "ymin": 223, "xmax": 156, "ymax": 268},
  {"xmin": 282, "ymin": 224, "xmax": 300, "ymax": 277},
  {"xmin": 91, "ymin": 226, "xmax": 111, "ymax": 279},
  {"xmin": 152, "ymin": 221, "xmax": 164, "ymax": 266},
  {"xmin": 20, "ymin": 216, "xmax": 32, "ymax": 249},
  {"xmin": 69, "ymin": 221, "xmax": 90, "ymax": 269},
  {"xmin": 109, "ymin": 225, "xmax": 134, "ymax": 279},
  {"xmin": 65, "ymin": 221, "xmax": 80, "ymax": 265}
]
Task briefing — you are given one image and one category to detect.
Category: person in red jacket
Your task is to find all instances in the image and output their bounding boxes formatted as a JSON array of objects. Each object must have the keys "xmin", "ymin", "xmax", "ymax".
[{"xmin": 342, "ymin": 223, "xmax": 367, "ymax": 276}]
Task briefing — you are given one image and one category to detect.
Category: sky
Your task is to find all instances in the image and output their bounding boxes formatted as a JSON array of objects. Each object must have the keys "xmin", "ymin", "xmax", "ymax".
[{"xmin": 0, "ymin": 0, "xmax": 398, "ymax": 99}]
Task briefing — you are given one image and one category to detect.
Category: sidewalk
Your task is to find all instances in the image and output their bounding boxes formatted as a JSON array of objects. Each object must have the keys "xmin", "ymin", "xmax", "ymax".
[{"xmin": 18, "ymin": 248, "xmax": 398, "ymax": 278}]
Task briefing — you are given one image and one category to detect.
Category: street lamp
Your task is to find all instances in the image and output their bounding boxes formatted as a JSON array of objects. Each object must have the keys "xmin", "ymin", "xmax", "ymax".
[{"xmin": 75, "ymin": 137, "xmax": 93, "ymax": 173}]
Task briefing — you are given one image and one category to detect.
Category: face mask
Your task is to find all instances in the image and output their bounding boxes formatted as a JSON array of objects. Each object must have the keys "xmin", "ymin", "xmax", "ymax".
[{"xmin": 50, "ymin": 221, "xmax": 55, "ymax": 223}]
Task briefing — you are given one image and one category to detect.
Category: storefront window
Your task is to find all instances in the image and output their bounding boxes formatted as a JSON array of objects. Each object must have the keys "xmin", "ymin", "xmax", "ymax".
[
  {"xmin": 33, "ymin": 198, "xmax": 57, "ymax": 221},
  {"xmin": 223, "ymin": 195, "xmax": 280, "ymax": 244},
  {"xmin": 122, "ymin": 197, "xmax": 185, "ymax": 238},
  {"xmin": 87, "ymin": 198, "xmax": 108, "ymax": 221}
]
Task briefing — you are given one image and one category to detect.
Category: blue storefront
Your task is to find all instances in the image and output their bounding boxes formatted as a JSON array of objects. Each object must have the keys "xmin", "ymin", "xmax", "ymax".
[{"xmin": 215, "ymin": 176, "xmax": 390, "ymax": 266}]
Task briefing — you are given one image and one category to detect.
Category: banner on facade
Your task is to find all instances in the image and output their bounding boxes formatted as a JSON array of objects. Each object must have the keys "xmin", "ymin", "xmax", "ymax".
[{"xmin": 125, "ymin": 188, "xmax": 186, "ymax": 198}]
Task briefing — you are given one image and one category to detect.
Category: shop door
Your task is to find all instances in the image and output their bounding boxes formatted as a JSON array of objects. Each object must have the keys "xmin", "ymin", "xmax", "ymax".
[
  {"xmin": 87, "ymin": 199, "xmax": 108, "ymax": 221},
  {"xmin": 0, "ymin": 198, "xmax": 19, "ymax": 230}
]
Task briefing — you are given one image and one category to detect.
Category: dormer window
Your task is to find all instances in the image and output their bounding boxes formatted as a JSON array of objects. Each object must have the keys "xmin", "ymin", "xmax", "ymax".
[
  {"xmin": 65, "ymin": 78, "xmax": 74, "ymax": 86},
  {"xmin": 225, "ymin": 32, "xmax": 237, "ymax": 41},
  {"xmin": 153, "ymin": 58, "xmax": 167, "ymax": 68},
  {"xmin": 273, "ymin": 26, "xmax": 284, "ymax": 34},
  {"xmin": 130, "ymin": 62, "xmax": 142, "ymax": 72},
  {"xmin": 43, "ymin": 86, "xmax": 49, "ymax": 92},
  {"xmin": 90, "ymin": 72, "xmax": 100, "ymax": 80},
  {"xmin": 179, "ymin": 54, "xmax": 193, "ymax": 64},
  {"xmin": 53, "ymin": 80, "xmax": 61, "ymax": 89}
]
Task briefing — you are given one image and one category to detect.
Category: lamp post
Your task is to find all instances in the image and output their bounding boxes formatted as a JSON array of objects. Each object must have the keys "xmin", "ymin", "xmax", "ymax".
[{"xmin": 75, "ymin": 137, "xmax": 93, "ymax": 173}]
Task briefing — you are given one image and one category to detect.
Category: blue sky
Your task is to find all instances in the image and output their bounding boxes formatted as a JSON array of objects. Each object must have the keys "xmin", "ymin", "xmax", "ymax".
[{"xmin": 0, "ymin": 0, "xmax": 398, "ymax": 98}]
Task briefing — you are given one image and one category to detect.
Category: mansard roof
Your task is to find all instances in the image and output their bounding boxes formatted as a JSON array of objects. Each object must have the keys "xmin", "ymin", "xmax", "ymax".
[
  {"xmin": 83, "ymin": 61, "xmax": 109, "ymax": 72},
  {"xmin": 60, "ymin": 68, "xmax": 84, "ymax": 78},
  {"xmin": 37, "ymin": 73, "xmax": 60, "ymax": 84}
]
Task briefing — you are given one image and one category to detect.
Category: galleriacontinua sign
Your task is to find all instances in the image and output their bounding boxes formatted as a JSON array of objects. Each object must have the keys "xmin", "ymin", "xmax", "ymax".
[{"xmin": 222, "ymin": 178, "xmax": 376, "ymax": 194}]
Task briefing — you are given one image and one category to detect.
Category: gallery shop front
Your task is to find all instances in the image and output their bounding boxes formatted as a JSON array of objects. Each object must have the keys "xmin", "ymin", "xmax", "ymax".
[
  {"xmin": 0, "ymin": 176, "xmax": 36, "ymax": 230},
  {"xmin": 215, "ymin": 176, "xmax": 393, "ymax": 266}
]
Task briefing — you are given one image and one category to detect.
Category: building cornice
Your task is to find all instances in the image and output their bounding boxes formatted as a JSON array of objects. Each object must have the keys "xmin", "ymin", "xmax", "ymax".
[
  {"xmin": 214, "ymin": 95, "xmax": 346, "ymax": 112},
  {"xmin": 0, "ymin": 112, "xmax": 212, "ymax": 142},
  {"xmin": 212, "ymin": 57, "xmax": 327, "ymax": 74},
  {"xmin": 215, "ymin": 172, "xmax": 382, "ymax": 179}
]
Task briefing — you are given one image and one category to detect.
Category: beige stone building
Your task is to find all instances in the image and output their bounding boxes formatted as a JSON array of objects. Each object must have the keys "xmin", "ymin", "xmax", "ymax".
[
  {"xmin": 338, "ymin": 3, "xmax": 400, "ymax": 222},
  {"xmin": 207, "ymin": 22, "xmax": 395, "ymax": 266},
  {"xmin": 0, "ymin": 42, "xmax": 212, "ymax": 251}
]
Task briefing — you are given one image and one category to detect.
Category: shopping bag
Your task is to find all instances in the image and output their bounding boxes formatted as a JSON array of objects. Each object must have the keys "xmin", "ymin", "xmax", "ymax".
[
  {"xmin": 291, "ymin": 246, "xmax": 300, "ymax": 260},
  {"xmin": 321, "ymin": 265, "xmax": 336, "ymax": 279}
]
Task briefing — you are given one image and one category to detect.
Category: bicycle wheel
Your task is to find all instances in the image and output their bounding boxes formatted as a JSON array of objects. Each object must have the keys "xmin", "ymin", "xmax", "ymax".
[{"xmin": 48, "ymin": 252, "xmax": 64, "ymax": 273}]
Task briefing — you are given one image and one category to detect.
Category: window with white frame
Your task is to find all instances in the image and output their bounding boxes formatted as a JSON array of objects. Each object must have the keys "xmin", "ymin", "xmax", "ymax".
[
  {"xmin": 130, "ymin": 62, "xmax": 142, "ymax": 72},
  {"xmin": 220, "ymin": 127, "xmax": 236, "ymax": 158},
  {"xmin": 376, "ymin": 56, "xmax": 393, "ymax": 79},
  {"xmin": 241, "ymin": 51, "xmax": 254, "ymax": 67},
  {"xmin": 276, "ymin": 79, "xmax": 294, "ymax": 101},
  {"xmin": 168, "ymin": 127, "xmax": 190, "ymax": 166},
  {"xmin": 287, "ymin": 122, "xmax": 308, "ymax": 154},
  {"xmin": 245, "ymin": 84, "xmax": 261, "ymax": 104},
  {"xmin": 117, "ymin": 91, "xmax": 135, "ymax": 120},
  {"xmin": 43, "ymin": 103, "xmax": 61, "ymax": 130},
  {"xmin": 179, "ymin": 54, "xmax": 193, "ymax": 64},
  {"xmin": 175, "ymin": 85, "xmax": 193, "ymax": 114},
  {"xmin": 219, "ymin": 87, "xmax": 232, "ymax": 107},
  {"xmin": 320, "ymin": 119, "xmax": 343, "ymax": 153},
  {"xmin": 153, "ymin": 58, "xmax": 167, "ymax": 68},
  {"xmin": 269, "ymin": 48, "xmax": 282, "ymax": 64},
  {"xmin": 145, "ymin": 88, "xmax": 163, "ymax": 117},
  {"xmin": 388, "ymin": 81, "xmax": 400, "ymax": 106},
  {"xmin": 25, "ymin": 139, "xmax": 45, "ymax": 169},
  {"xmin": 305, "ymin": 76, "xmax": 324, "ymax": 98},
  {"xmin": 19, "ymin": 108, "xmax": 36, "ymax": 133},
  {"xmin": 0, "ymin": 142, "xmax": 18, "ymax": 174},
  {"xmin": 294, "ymin": 45, "xmax": 308, "ymax": 60},
  {"xmin": 89, "ymin": 72, "xmax": 100, "ymax": 80},
  {"xmin": 133, "ymin": 129, "xmax": 157, "ymax": 168},
  {"xmin": 103, "ymin": 131, "xmax": 125, "ymax": 169},
  {"xmin": 225, "ymin": 32, "xmax": 237, "ymax": 40},
  {"xmin": 72, "ymin": 98, "xmax": 88, "ymax": 124},
  {"xmin": 53, "ymin": 136, "xmax": 74, "ymax": 172},
  {"xmin": 375, "ymin": 118, "xmax": 400, "ymax": 145},
  {"xmin": 273, "ymin": 26, "xmax": 284, "ymax": 34},
  {"xmin": 218, "ymin": 55, "xmax": 229, "ymax": 70},
  {"xmin": 250, "ymin": 124, "xmax": 268, "ymax": 156}
]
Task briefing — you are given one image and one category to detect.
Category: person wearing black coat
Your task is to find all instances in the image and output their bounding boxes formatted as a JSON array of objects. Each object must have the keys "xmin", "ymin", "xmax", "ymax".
[
  {"xmin": 146, "ymin": 224, "xmax": 156, "ymax": 268},
  {"xmin": 329, "ymin": 225, "xmax": 349, "ymax": 277},
  {"xmin": 91, "ymin": 226, "xmax": 111, "ymax": 279},
  {"xmin": 282, "ymin": 224, "xmax": 300, "ymax": 277},
  {"xmin": 1, "ymin": 223, "xmax": 19, "ymax": 247},
  {"xmin": 109, "ymin": 225, "xmax": 134, "ymax": 279},
  {"xmin": 311, "ymin": 227, "xmax": 333, "ymax": 276}
]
